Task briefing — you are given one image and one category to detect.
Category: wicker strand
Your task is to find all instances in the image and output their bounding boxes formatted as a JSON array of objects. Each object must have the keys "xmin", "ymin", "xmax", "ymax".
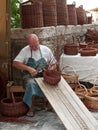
[{"xmin": 0, "ymin": 116, "xmax": 37, "ymax": 124}]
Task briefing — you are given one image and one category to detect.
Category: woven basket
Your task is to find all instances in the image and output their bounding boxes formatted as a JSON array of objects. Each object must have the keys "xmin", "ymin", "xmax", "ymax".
[
  {"xmin": 43, "ymin": 70, "xmax": 61, "ymax": 85},
  {"xmin": 76, "ymin": 5, "xmax": 87, "ymax": 25},
  {"xmin": 79, "ymin": 42, "xmax": 87, "ymax": 49},
  {"xmin": 64, "ymin": 36, "xmax": 79, "ymax": 55},
  {"xmin": 0, "ymin": 93, "xmax": 29, "ymax": 117},
  {"xmin": 75, "ymin": 83, "xmax": 88, "ymax": 101},
  {"xmin": 64, "ymin": 43, "xmax": 79, "ymax": 55},
  {"xmin": 79, "ymin": 47, "xmax": 98, "ymax": 56},
  {"xmin": 83, "ymin": 77, "xmax": 98, "ymax": 111},
  {"xmin": 67, "ymin": 3, "xmax": 77, "ymax": 25},
  {"xmin": 61, "ymin": 66, "xmax": 79, "ymax": 90},
  {"xmin": 20, "ymin": 1, "xmax": 43, "ymax": 28},
  {"xmin": 84, "ymin": 94, "xmax": 98, "ymax": 111}
]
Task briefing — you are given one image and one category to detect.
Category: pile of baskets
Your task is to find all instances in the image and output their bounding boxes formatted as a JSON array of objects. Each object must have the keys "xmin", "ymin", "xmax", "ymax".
[
  {"xmin": 61, "ymin": 66, "xmax": 98, "ymax": 111},
  {"xmin": 85, "ymin": 29, "xmax": 98, "ymax": 44},
  {"xmin": 83, "ymin": 77, "xmax": 98, "ymax": 111},
  {"xmin": 64, "ymin": 41, "xmax": 98, "ymax": 56}
]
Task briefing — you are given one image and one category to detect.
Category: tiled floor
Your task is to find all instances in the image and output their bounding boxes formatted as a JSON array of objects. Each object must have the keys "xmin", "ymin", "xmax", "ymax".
[
  {"xmin": 0, "ymin": 109, "xmax": 98, "ymax": 130},
  {"xmin": 0, "ymin": 110, "xmax": 66, "ymax": 130}
]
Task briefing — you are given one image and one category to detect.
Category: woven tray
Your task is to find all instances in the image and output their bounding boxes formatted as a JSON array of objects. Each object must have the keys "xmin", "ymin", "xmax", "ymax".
[{"xmin": 79, "ymin": 47, "xmax": 98, "ymax": 56}]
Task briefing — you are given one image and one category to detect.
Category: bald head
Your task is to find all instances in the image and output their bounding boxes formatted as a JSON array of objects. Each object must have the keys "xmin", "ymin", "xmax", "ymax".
[{"xmin": 27, "ymin": 34, "xmax": 39, "ymax": 51}]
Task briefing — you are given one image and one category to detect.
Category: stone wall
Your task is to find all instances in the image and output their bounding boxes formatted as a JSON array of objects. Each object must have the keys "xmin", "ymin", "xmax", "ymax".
[{"xmin": 11, "ymin": 24, "xmax": 98, "ymax": 83}]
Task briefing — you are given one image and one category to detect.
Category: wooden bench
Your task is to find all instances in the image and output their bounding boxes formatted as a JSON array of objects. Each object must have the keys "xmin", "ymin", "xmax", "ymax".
[
  {"xmin": 35, "ymin": 76, "xmax": 98, "ymax": 130},
  {"xmin": 6, "ymin": 85, "xmax": 48, "ymax": 109},
  {"xmin": 7, "ymin": 85, "xmax": 25, "ymax": 97}
]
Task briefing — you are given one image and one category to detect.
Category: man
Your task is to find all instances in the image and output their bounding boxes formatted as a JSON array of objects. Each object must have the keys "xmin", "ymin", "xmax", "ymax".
[{"xmin": 13, "ymin": 34, "xmax": 57, "ymax": 116}]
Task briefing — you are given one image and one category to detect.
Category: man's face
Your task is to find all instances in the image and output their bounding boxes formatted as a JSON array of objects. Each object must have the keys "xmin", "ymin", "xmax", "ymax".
[{"xmin": 28, "ymin": 37, "xmax": 39, "ymax": 51}]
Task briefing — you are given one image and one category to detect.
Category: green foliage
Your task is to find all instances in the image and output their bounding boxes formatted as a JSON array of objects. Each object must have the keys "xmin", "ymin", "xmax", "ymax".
[{"xmin": 11, "ymin": 0, "xmax": 23, "ymax": 28}]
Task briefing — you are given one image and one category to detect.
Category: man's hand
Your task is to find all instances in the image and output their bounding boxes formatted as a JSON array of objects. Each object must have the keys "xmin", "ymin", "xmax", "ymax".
[{"xmin": 28, "ymin": 67, "xmax": 37, "ymax": 76}]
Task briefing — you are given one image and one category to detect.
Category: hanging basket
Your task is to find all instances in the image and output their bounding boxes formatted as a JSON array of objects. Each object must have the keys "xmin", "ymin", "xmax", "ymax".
[
  {"xmin": 43, "ymin": 69, "xmax": 61, "ymax": 85},
  {"xmin": 61, "ymin": 66, "xmax": 79, "ymax": 89},
  {"xmin": 0, "ymin": 93, "xmax": 29, "ymax": 117}
]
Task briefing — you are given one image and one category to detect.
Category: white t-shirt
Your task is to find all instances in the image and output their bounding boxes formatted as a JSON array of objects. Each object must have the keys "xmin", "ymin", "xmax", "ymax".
[{"xmin": 14, "ymin": 45, "xmax": 57, "ymax": 66}]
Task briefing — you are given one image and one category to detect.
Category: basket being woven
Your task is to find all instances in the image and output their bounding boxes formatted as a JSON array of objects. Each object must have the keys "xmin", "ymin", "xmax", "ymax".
[
  {"xmin": 43, "ymin": 70, "xmax": 61, "ymax": 85},
  {"xmin": 0, "ymin": 93, "xmax": 29, "ymax": 117}
]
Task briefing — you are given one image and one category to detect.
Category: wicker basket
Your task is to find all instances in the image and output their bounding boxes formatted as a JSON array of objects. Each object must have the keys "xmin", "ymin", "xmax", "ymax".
[
  {"xmin": 79, "ymin": 47, "xmax": 98, "ymax": 56},
  {"xmin": 64, "ymin": 43, "xmax": 79, "ymax": 55},
  {"xmin": 79, "ymin": 42, "xmax": 87, "ymax": 49},
  {"xmin": 76, "ymin": 5, "xmax": 87, "ymax": 25},
  {"xmin": 83, "ymin": 77, "xmax": 98, "ymax": 111},
  {"xmin": 84, "ymin": 93, "xmax": 98, "ymax": 111},
  {"xmin": 67, "ymin": 3, "xmax": 77, "ymax": 25},
  {"xmin": 20, "ymin": 1, "xmax": 43, "ymax": 28},
  {"xmin": 64, "ymin": 36, "xmax": 79, "ymax": 55},
  {"xmin": 43, "ymin": 70, "xmax": 61, "ymax": 85},
  {"xmin": 61, "ymin": 66, "xmax": 79, "ymax": 90},
  {"xmin": 75, "ymin": 83, "xmax": 88, "ymax": 101},
  {"xmin": 0, "ymin": 93, "xmax": 29, "ymax": 117}
]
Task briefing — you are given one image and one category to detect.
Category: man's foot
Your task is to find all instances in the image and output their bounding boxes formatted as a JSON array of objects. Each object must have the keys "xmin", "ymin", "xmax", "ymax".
[{"xmin": 26, "ymin": 108, "xmax": 35, "ymax": 117}]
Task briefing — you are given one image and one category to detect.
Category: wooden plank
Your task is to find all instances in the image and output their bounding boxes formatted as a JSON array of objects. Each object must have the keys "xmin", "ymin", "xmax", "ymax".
[
  {"xmin": 36, "ymin": 78, "xmax": 75, "ymax": 130},
  {"xmin": 35, "ymin": 77, "xmax": 98, "ymax": 130},
  {"xmin": 45, "ymin": 83, "xmax": 81, "ymax": 129},
  {"xmin": 61, "ymin": 78, "xmax": 98, "ymax": 126}
]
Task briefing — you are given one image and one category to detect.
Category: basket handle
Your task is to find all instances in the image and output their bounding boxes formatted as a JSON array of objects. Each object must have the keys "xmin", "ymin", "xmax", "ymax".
[
  {"xmin": 11, "ymin": 92, "xmax": 15, "ymax": 104},
  {"xmin": 75, "ymin": 83, "xmax": 88, "ymax": 93},
  {"xmin": 90, "ymin": 77, "xmax": 98, "ymax": 92},
  {"xmin": 61, "ymin": 65, "xmax": 77, "ymax": 76}
]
